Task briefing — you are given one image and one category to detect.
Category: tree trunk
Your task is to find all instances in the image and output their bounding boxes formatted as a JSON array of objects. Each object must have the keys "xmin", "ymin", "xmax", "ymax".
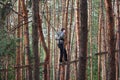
[
  {"xmin": 21, "ymin": 0, "xmax": 32, "ymax": 80},
  {"xmin": 77, "ymin": 0, "xmax": 88, "ymax": 80},
  {"xmin": 63, "ymin": 0, "xmax": 69, "ymax": 46},
  {"xmin": 46, "ymin": 3, "xmax": 51, "ymax": 80},
  {"xmin": 62, "ymin": 0, "xmax": 65, "ymax": 28},
  {"xmin": 32, "ymin": 0, "xmax": 40, "ymax": 80},
  {"xmin": 53, "ymin": 0, "xmax": 59, "ymax": 80},
  {"xmin": 88, "ymin": 0, "xmax": 92, "ymax": 79},
  {"xmin": 75, "ymin": 0, "xmax": 80, "ymax": 58},
  {"xmin": 116, "ymin": 0, "xmax": 120, "ymax": 79},
  {"xmin": 66, "ymin": 0, "xmax": 73, "ymax": 79},
  {"xmin": 16, "ymin": 0, "xmax": 22, "ymax": 80},
  {"xmin": 5, "ymin": 55, "xmax": 8, "ymax": 80},
  {"xmin": 74, "ymin": 41, "xmax": 78, "ymax": 80},
  {"xmin": 104, "ymin": 0, "xmax": 116, "ymax": 80},
  {"xmin": 75, "ymin": 0, "xmax": 80, "ymax": 79},
  {"xmin": 100, "ymin": 0, "xmax": 107, "ymax": 80},
  {"xmin": 98, "ymin": 4, "xmax": 102, "ymax": 80},
  {"xmin": 37, "ymin": 9, "xmax": 50, "ymax": 80},
  {"xmin": 64, "ymin": 0, "xmax": 70, "ymax": 80},
  {"xmin": 20, "ymin": 17, "xmax": 23, "ymax": 80}
]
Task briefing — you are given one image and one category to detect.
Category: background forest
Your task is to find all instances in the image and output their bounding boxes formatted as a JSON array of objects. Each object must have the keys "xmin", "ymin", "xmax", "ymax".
[{"xmin": 0, "ymin": 0, "xmax": 119, "ymax": 80}]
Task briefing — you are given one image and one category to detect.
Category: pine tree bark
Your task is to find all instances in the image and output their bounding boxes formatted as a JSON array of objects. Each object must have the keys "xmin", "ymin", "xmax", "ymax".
[
  {"xmin": 46, "ymin": 3, "xmax": 50, "ymax": 80},
  {"xmin": 77, "ymin": 0, "xmax": 88, "ymax": 80},
  {"xmin": 116, "ymin": 0, "xmax": 120, "ymax": 79},
  {"xmin": 5, "ymin": 56, "xmax": 8, "ymax": 80},
  {"xmin": 75, "ymin": 0, "xmax": 80, "ymax": 58},
  {"xmin": 104, "ymin": 0, "xmax": 116, "ymax": 80},
  {"xmin": 75, "ymin": 0, "xmax": 80, "ymax": 79},
  {"xmin": 37, "ymin": 7, "xmax": 50, "ymax": 80},
  {"xmin": 64, "ymin": 0, "xmax": 70, "ymax": 80},
  {"xmin": 118, "ymin": 14, "xmax": 120, "ymax": 80},
  {"xmin": 98, "ymin": 27, "xmax": 101, "ymax": 80},
  {"xmin": 19, "ymin": 18, "xmax": 23, "ymax": 80},
  {"xmin": 32, "ymin": 0, "xmax": 40, "ymax": 80},
  {"xmin": 21, "ymin": 0, "xmax": 32, "ymax": 80},
  {"xmin": 63, "ymin": 0, "xmax": 69, "ymax": 46},
  {"xmin": 53, "ymin": 0, "xmax": 58, "ymax": 80},
  {"xmin": 66, "ymin": 0, "xmax": 73, "ymax": 79},
  {"xmin": 100, "ymin": 0, "xmax": 106, "ymax": 80},
  {"xmin": 62, "ymin": 0, "xmax": 65, "ymax": 27},
  {"xmin": 16, "ymin": 0, "xmax": 22, "ymax": 80},
  {"xmin": 88, "ymin": 0, "xmax": 93, "ymax": 79}
]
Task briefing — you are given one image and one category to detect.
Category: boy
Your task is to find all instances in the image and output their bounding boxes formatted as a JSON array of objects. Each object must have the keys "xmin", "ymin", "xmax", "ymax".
[{"xmin": 56, "ymin": 28, "xmax": 68, "ymax": 63}]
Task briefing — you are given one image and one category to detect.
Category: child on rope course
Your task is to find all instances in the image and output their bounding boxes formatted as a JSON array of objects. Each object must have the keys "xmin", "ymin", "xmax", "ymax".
[{"xmin": 56, "ymin": 28, "xmax": 68, "ymax": 64}]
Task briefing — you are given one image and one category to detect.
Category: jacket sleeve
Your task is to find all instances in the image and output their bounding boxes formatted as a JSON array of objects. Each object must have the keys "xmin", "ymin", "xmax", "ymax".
[
  {"xmin": 59, "ymin": 31, "xmax": 65, "ymax": 39},
  {"xmin": 55, "ymin": 31, "xmax": 60, "ymax": 40},
  {"xmin": 55, "ymin": 31, "xmax": 65, "ymax": 40}
]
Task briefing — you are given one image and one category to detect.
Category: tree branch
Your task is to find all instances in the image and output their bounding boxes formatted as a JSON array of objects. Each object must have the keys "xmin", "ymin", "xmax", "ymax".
[{"xmin": 0, "ymin": 1, "xmax": 24, "ymax": 18}]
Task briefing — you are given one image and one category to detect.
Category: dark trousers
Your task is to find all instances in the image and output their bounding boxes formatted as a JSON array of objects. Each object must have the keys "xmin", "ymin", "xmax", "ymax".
[{"xmin": 58, "ymin": 43, "xmax": 67, "ymax": 62}]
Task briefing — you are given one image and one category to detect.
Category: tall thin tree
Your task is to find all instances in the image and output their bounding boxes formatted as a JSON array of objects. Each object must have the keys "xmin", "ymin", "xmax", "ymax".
[
  {"xmin": 16, "ymin": 0, "xmax": 22, "ymax": 80},
  {"xmin": 64, "ymin": 0, "xmax": 70, "ymax": 80},
  {"xmin": 118, "ymin": 11, "xmax": 120, "ymax": 80},
  {"xmin": 99, "ymin": 0, "xmax": 107, "ymax": 79},
  {"xmin": 116, "ymin": 0, "xmax": 120, "ymax": 79},
  {"xmin": 75, "ymin": 0, "xmax": 80, "ymax": 79},
  {"xmin": 88, "ymin": 0, "xmax": 93, "ymax": 79},
  {"xmin": 46, "ymin": 3, "xmax": 50, "ymax": 80},
  {"xmin": 104, "ymin": 0, "xmax": 116, "ymax": 80},
  {"xmin": 21, "ymin": 0, "xmax": 32, "ymax": 80},
  {"xmin": 32, "ymin": 0, "xmax": 40, "ymax": 80},
  {"xmin": 38, "ymin": 5, "xmax": 50, "ymax": 80},
  {"xmin": 77, "ymin": 0, "xmax": 88, "ymax": 80}
]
